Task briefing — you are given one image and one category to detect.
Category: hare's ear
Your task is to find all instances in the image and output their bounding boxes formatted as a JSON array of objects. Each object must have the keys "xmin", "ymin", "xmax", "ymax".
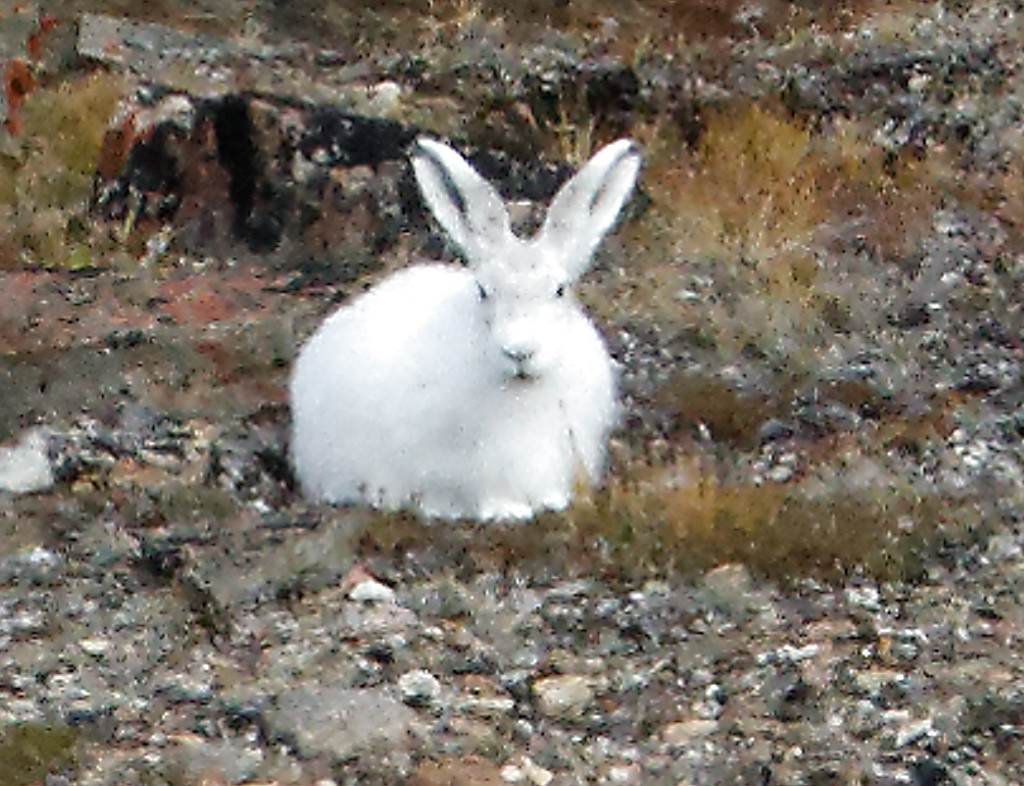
[
  {"xmin": 539, "ymin": 139, "xmax": 641, "ymax": 279},
  {"xmin": 412, "ymin": 138, "xmax": 511, "ymax": 263}
]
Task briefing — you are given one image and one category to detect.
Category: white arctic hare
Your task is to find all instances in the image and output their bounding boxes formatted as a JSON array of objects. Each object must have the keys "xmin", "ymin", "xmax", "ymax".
[{"xmin": 290, "ymin": 136, "xmax": 641, "ymax": 520}]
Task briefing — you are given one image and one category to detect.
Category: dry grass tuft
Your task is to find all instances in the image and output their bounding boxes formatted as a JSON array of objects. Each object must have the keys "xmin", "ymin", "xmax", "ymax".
[
  {"xmin": 0, "ymin": 71, "xmax": 124, "ymax": 269},
  {"xmin": 648, "ymin": 104, "xmax": 828, "ymax": 273},
  {"xmin": 615, "ymin": 105, "xmax": 838, "ymax": 367},
  {"xmin": 350, "ymin": 460, "xmax": 982, "ymax": 586},
  {"xmin": 600, "ymin": 106, "xmax": 954, "ymax": 366},
  {"xmin": 556, "ymin": 462, "xmax": 980, "ymax": 583}
]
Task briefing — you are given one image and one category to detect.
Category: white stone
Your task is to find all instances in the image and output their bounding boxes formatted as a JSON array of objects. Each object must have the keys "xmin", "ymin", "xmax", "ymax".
[
  {"xmin": 520, "ymin": 756, "xmax": 554, "ymax": 786},
  {"xmin": 398, "ymin": 669, "xmax": 442, "ymax": 707},
  {"xmin": 349, "ymin": 578, "xmax": 396, "ymax": 604},
  {"xmin": 79, "ymin": 637, "xmax": 110, "ymax": 657},
  {"xmin": 0, "ymin": 428, "xmax": 54, "ymax": 494}
]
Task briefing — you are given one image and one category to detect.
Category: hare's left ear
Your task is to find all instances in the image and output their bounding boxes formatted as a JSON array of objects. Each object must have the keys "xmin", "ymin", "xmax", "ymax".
[
  {"xmin": 538, "ymin": 139, "xmax": 641, "ymax": 280},
  {"xmin": 412, "ymin": 138, "xmax": 512, "ymax": 264}
]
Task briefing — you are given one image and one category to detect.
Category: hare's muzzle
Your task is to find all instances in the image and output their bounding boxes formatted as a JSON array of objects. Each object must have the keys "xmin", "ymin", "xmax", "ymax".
[{"xmin": 501, "ymin": 344, "xmax": 541, "ymax": 381}]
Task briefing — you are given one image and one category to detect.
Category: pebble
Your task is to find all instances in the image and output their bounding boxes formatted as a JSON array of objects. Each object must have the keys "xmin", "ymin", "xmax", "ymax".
[
  {"xmin": 756, "ymin": 643, "xmax": 820, "ymax": 665},
  {"xmin": 604, "ymin": 762, "xmax": 642, "ymax": 784},
  {"xmin": 847, "ymin": 699, "xmax": 883, "ymax": 738},
  {"xmin": 349, "ymin": 578, "xmax": 397, "ymax": 604},
  {"xmin": 532, "ymin": 674, "xmax": 596, "ymax": 719},
  {"xmin": 661, "ymin": 719, "xmax": 720, "ymax": 745},
  {"xmin": 78, "ymin": 637, "xmax": 110, "ymax": 657},
  {"xmin": 459, "ymin": 695, "xmax": 516, "ymax": 718},
  {"xmin": 701, "ymin": 563, "xmax": 757, "ymax": 615},
  {"xmin": 892, "ymin": 717, "xmax": 934, "ymax": 749},
  {"xmin": 853, "ymin": 669, "xmax": 908, "ymax": 697},
  {"xmin": 844, "ymin": 585, "xmax": 882, "ymax": 612},
  {"xmin": 398, "ymin": 669, "xmax": 442, "ymax": 709},
  {"xmin": 502, "ymin": 756, "xmax": 553, "ymax": 786}
]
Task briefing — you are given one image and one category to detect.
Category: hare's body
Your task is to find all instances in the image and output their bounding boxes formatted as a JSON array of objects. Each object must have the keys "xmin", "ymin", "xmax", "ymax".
[
  {"xmin": 291, "ymin": 264, "xmax": 615, "ymax": 520},
  {"xmin": 290, "ymin": 137, "xmax": 640, "ymax": 520}
]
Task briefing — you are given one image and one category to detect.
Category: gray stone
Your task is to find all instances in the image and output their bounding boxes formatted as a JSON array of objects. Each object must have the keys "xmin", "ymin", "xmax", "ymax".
[
  {"xmin": 265, "ymin": 684, "xmax": 418, "ymax": 761},
  {"xmin": 532, "ymin": 675, "xmax": 596, "ymax": 719},
  {"xmin": 701, "ymin": 563, "xmax": 758, "ymax": 616},
  {"xmin": 398, "ymin": 669, "xmax": 442, "ymax": 709},
  {"xmin": 891, "ymin": 717, "xmax": 934, "ymax": 749},
  {"xmin": 169, "ymin": 733, "xmax": 264, "ymax": 784}
]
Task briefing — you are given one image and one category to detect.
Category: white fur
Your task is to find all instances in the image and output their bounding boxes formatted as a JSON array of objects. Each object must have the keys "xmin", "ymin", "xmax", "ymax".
[{"xmin": 290, "ymin": 137, "xmax": 641, "ymax": 520}]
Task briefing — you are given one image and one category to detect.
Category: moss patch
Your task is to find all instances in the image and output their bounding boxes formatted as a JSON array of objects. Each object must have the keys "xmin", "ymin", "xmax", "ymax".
[{"xmin": 0, "ymin": 723, "xmax": 78, "ymax": 786}]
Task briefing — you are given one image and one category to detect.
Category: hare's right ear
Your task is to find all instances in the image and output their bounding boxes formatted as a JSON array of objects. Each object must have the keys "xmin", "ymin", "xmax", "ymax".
[
  {"xmin": 412, "ymin": 138, "xmax": 511, "ymax": 262},
  {"xmin": 539, "ymin": 139, "xmax": 641, "ymax": 280}
]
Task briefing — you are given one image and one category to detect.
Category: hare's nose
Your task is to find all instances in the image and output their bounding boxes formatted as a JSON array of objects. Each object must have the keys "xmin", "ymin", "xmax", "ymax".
[{"xmin": 502, "ymin": 345, "xmax": 535, "ymax": 364}]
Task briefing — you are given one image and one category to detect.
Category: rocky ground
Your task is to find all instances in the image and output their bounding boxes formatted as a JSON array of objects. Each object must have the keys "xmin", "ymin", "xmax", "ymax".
[{"xmin": 1, "ymin": 1, "xmax": 1024, "ymax": 784}]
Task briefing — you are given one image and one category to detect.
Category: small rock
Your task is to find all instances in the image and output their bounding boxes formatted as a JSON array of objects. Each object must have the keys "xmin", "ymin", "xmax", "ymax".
[
  {"xmin": 0, "ymin": 546, "xmax": 64, "ymax": 585},
  {"xmin": 853, "ymin": 669, "xmax": 907, "ymax": 697},
  {"xmin": 756, "ymin": 643, "xmax": 820, "ymax": 666},
  {"xmin": 702, "ymin": 563, "xmax": 754, "ymax": 596},
  {"xmin": 501, "ymin": 763, "xmax": 527, "ymax": 784},
  {"xmin": 349, "ymin": 578, "xmax": 396, "ymax": 604},
  {"xmin": 9, "ymin": 609, "xmax": 48, "ymax": 635},
  {"xmin": 0, "ymin": 428, "xmax": 54, "ymax": 494},
  {"xmin": 985, "ymin": 533, "xmax": 1021, "ymax": 562},
  {"xmin": 693, "ymin": 699, "xmax": 725, "ymax": 720},
  {"xmin": 532, "ymin": 674, "xmax": 595, "ymax": 719},
  {"xmin": 459, "ymin": 695, "xmax": 516, "ymax": 718},
  {"xmin": 844, "ymin": 584, "xmax": 882, "ymax": 612},
  {"xmin": 398, "ymin": 669, "xmax": 442, "ymax": 709},
  {"xmin": 891, "ymin": 718, "xmax": 934, "ymax": 749},
  {"xmin": 502, "ymin": 756, "xmax": 553, "ymax": 786},
  {"xmin": 366, "ymin": 80, "xmax": 403, "ymax": 116},
  {"xmin": 156, "ymin": 667, "xmax": 215, "ymax": 703},
  {"xmin": 604, "ymin": 762, "xmax": 642, "ymax": 785},
  {"xmin": 660, "ymin": 719, "xmax": 720, "ymax": 745},
  {"xmin": 701, "ymin": 563, "xmax": 757, "ymax": 616},
  {"xmin": 266, "ymin": 684, "xmax": 417, "ymax": 761},
  {"xmin": 520, "ymin": 756, "xmax": 554, "ymax": 786},
  {"xmin": 78, "ymin": 637, "xmax": 110, "ymax": 657},
  {"xmin": 766, "ymin": 463, "xmax": 796, "ymax": 483}
]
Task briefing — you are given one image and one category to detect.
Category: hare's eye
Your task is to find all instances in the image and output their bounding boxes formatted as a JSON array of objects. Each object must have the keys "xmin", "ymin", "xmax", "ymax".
[
  {"xmin": 476, "ymin": 282, "xmax": 489, "ymax": 301},
  {"xmin": 555, "ymin": 283, "xmax": 566, "ymax": 298}
]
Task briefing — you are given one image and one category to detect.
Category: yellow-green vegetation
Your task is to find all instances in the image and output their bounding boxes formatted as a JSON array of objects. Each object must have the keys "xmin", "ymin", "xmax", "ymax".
[
  {"xmin": 353, "ymin": 468, "xmax": 976, "ymax": 584},
  {"xmin": 609, "ymin": 104, "xmax": 950, "ymax": 368},
  {"xmin": 648, "ymin": 105, "xmax": 829, "ymax": 273},
  {"xmin": 593, "ymin": 107, "xmax": 817, "ymax": 373},
  {"xmin": 561, "ymin": 471, "xmax": 967, "ymax": 582},
  {"xmin": 0, "ymin": 71, "xmax": 124, "ymax": 269},
  {"xmin": 0, "ymin": 722, "xmax": 78, "ymax": 785}
]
